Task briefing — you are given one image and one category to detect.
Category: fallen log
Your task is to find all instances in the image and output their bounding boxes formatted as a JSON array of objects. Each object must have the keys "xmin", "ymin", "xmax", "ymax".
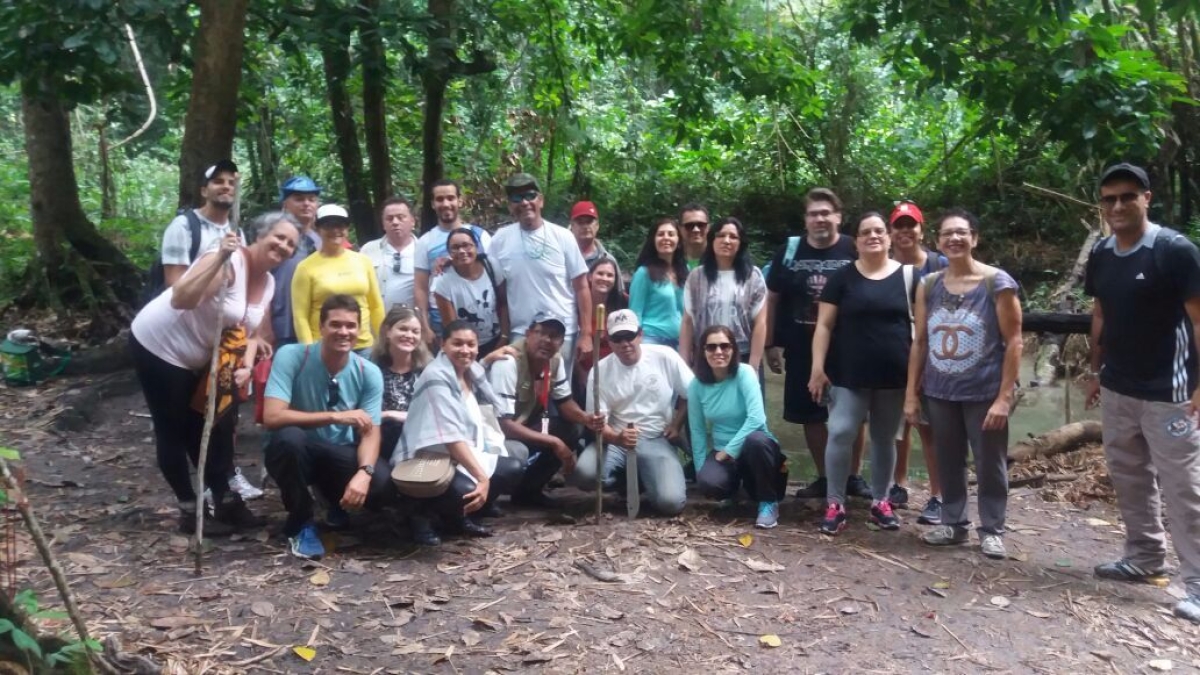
[
  {"xmin": 1007, "ymin": 420, "xmax": 1102, "ymax": 462},
  {"xmin": 1022, "ymin": 313, "xmax": 1090, "ymax": 335}
]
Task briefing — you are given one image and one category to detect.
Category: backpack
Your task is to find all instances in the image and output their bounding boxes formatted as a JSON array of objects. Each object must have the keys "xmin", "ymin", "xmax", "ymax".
[
  {"xmin": 923, "ymin": 267, "xmax": 1000, "ymax": 305},
  {"xmin": 1088, "ymin": 226, "xmax": 1185, "ymax": 285},
  {"xmin": 142, "ymin": 209, "xmax": 204, "ymax": 306}
]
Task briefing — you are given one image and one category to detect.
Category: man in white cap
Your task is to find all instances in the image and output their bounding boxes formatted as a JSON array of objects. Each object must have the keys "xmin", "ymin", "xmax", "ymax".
[{"xmin": 575, "ymin": 310, "xmax": 692, "ymax": 516}]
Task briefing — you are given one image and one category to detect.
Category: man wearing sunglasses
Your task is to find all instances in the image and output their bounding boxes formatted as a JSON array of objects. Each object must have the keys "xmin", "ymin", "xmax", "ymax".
[
  {"xmin": 488, "ymin": 174, "xmax": 594, "ymax": 375},
  {"xmin": 573, "ymin": 310, "xmax": 693, "ymax": 516},
  {"xmin": 361, "ymin": 197, "xmax": 418, "ymax": 311},
  {"xmin": 262, "ymin": 294, "xmax": 389, "ymax": 560},
  {"xmin": 414, "ymin": 180, "xmax": 491, "ymax": 346},
  {"xmin": 1084, "ymin": 162, "xmax": 1200, "ymax": 624},
  {"xmin": 678, "ymin": 202, "xmax": 711, "ymax": 271}
]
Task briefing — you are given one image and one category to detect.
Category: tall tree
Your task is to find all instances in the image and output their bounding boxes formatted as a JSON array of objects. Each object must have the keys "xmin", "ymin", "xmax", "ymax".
[
  {"xmin": 177, "ymin": 0, "xmax": 250, "ymax": 210},
  {"xmin": 359, "ymin": 0, "xmax": 393, "ymax": 208}
]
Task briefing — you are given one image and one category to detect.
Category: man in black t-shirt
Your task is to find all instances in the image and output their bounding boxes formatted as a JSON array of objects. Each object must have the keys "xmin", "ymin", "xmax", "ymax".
[
  {"xmin": 1084, "ymin": 162, "xmax": 1200, "ymax": 624},
  {"xmin": 765, "ymin": 188, "xmax": 869, "ymax": 500}
]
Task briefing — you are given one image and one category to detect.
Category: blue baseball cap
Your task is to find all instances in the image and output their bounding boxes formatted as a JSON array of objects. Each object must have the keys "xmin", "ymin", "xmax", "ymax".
[{"xmin": 279, "ymin": 176, "xmax": 322, "ymax": 202}]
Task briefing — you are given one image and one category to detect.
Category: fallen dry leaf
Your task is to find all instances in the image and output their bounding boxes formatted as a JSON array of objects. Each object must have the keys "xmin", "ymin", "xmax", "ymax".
[
  {"xmin": 759, "ymin": 634, "xmax": 781, "ymax": 648},
  {"xmin": 293, "ymin": 645, "xmax": 316, "ymax": 662},
  {"xmin": 250, "ymin": 601, "xmax": 275, "ymax": 618},
  {"xmin": 309, "ymin": 570, "xmax": 331, "ymax": 587},
  {"xmin": 737, "ymin": 533, "xmax": 753, "ymax": 547},
  {"xmin": 677, "ymin": 548, "xmax": 703, "ymax": 571},
  {"xmin": 1148, "ymin": 660, "xmax": 1173, "ymax": 672},
  {"xmin": 742, "ymin": 558, "xmax": 785, "ymax": 573},
  {"xmin": 462, "ymin": 630, "xmax": 482, "ymax": 647},
  {"xmin": 990, "ymin": 596, "xmax": 1011, "ymax": 608}
]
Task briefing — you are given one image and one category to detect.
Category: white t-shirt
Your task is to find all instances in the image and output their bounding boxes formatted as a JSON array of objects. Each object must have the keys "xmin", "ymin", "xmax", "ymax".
[
  {"xmin": 487, "ymin": 355, "xmax": 572, "ymax": 419},
  {"xmin": 431, "ymin": 263, "xmax": 505, "ymax": 343},
  {"xmin": 360, "ymin": 237, "xmax": 416, "ymax": 310},
  {"xmin": 131, "ymin": 250, "xmax": 274, "ymax": 370},
  {"xmin": 585, "ymin": 345, "xmax": 693, "ymax": 438},
  {"xmin": 414, "ymin": 224, "xmax": 493, "ymax": 273},
  {"xmin": 487, "ymin": 220, "xmax": 587, "ymax": 335},
  {"xmin": 160, "ymin": 210, "xmax": 238, "ymax": 266}
]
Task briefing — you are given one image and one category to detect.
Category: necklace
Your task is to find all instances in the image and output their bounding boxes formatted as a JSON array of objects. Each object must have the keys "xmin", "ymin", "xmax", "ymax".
[{"xmin": 521, "ymin": 226, "xmax": 549, "ymax": 261}]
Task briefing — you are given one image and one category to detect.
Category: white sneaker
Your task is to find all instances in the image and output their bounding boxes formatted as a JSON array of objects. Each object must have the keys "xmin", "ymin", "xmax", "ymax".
[
  {"xmin": 229, "ymin": 467, "xmax": 264, "ymax": 501},
  {"xmin": 980, "ymin": 533, "xmax": 1006, "ymax": 560}
]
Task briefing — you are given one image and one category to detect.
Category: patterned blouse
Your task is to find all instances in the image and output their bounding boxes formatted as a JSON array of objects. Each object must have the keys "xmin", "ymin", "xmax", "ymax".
[{"xmin": 382, "ymin": 369, "xmax": 419, "ymax": 413}]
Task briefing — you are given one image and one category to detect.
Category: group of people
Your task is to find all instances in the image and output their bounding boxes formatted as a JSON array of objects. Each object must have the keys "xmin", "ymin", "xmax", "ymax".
[{"xmin": 129, "ymin": 161, "xmax": 1200, "ymax": 624}]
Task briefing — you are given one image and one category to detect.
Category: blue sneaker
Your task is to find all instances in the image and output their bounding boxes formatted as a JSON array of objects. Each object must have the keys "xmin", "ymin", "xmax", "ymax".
[
  {"xmin": 755, "ymin": 501, "xmax": 779, "ymax": 529},
  {"xmin": 288, "ymin": 523, "xmax": 325, "ymax": 560},
  {"xmin": 326, "ymin": 504, "xmax": 350, "ymax": 529}
]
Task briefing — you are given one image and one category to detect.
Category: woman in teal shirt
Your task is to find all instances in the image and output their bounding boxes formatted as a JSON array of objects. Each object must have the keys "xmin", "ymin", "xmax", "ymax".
[
  {"xmin": 689, "ymin": 325, "xmax": 788, "ymax": 529},
  {"xmin": 629, "ymin": 217, "xmax": 687, "ymax": 348}
]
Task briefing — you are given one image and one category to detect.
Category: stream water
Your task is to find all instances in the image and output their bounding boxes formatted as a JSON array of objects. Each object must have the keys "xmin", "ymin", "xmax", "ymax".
[{"xmin": 767, "ymin": 352, "xmax": 1099, "ymax": 483}]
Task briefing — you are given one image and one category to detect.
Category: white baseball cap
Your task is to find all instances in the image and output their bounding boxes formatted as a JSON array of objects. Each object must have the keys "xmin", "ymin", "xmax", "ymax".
[{"xmin": 606, "ymin": 309, "xmax": 640, "ymax": 337}]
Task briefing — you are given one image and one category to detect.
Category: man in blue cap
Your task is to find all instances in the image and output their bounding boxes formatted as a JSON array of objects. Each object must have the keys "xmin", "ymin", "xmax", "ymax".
[{"xmin": 268, "ymin": 176, "xmax": 324, "ymax": 346}]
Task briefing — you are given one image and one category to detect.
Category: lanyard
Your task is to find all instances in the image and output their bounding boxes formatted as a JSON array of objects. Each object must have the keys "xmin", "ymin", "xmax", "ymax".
[{"xmin": 539, "ymin": 364, "xmax": 551, "ymax": 434}]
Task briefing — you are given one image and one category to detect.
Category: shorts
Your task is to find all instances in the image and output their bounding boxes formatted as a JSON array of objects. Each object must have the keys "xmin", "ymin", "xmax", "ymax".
[{"xmin": 783, "ymin": 351, "xmax": 828, "ymax": 425}]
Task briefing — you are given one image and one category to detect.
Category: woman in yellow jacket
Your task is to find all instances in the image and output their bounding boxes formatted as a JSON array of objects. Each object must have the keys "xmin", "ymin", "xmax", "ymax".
[{"xmin": 292, "ymin": 204, "xmax": 385, "ymax": 352}]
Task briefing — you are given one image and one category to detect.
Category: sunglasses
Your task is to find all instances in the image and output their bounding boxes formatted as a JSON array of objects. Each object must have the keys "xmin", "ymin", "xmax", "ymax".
[
  {"xmin": 1099, "ymin": 192, "xmax": 1143, "ymax": 208},
  {"xmin": 609, "ymin": 331, "xmax": 638, "ymax": 344},
  {"xmin": 704, "ymin": 342, "xmax": 733, "ymax": 353},
  {"xmin": 327, "ymin": 378, "xmax": 340, "ymax": 407},
  {"xmin": 682, "ymin": 220, "xmax": 708, "ymax": 231},
  {"xmin": 508, "ymin": 190, "xmax": 540, "ymax": 204}
]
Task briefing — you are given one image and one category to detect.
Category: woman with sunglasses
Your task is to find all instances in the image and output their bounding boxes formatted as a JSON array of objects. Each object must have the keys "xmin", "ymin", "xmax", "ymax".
[
  {"xmin": 680, "ymin": 217, "xmax": 768, "ymax": 370},
  {"xmin": 131, "ymin": 212, "xmax": 300, "ymax": 534},
  {"xmin": 292, "ymin": 204, "xmax": 386, "ymax": 354},
  {"xmin": 432, "ymin": 227, "xmax": 510, "ymax": 358},
  {"xmin": 394, "ymin": 321, "xmax": 524, "ymax": 543},
  {"xmin": 689, "ymin": 325, "xmax": 788, "ymax": 529},
  {"xmin": 629, "ymin": 217, "xmax": 688, "ymax": 348},
  {"xmin": 906, "ymin": 209, "xmax": 1022, "ymax": 560},
  {"xmin": 809, "ymin": 212, "xmax": 916, "ymax": 536}
]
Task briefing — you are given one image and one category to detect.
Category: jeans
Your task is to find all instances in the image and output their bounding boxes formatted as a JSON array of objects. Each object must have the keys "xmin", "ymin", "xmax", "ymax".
[
  {"xmin": 696, "ymin": 431, "xmax": 787, "ymax": 503},
  {"xmin": 825, "ymin": 387, "xmax": 905, "ymax": 505},
  {"xmin": 573, "ymin": 436, "xmax": 687, "ymax": 515},
  {"xmin": 264, "ymin": 426, "xmax": 395, "ymax": 535}
]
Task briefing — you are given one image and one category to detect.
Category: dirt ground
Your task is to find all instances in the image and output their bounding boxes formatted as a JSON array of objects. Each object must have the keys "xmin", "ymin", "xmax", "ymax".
[{"xmin": 1, "ymin": 371, "xmax": 1199, "ymax": 674}]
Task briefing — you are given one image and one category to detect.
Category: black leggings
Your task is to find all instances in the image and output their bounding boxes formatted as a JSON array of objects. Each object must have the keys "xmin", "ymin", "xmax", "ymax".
[
  {"xmin": 130, "ymin": 334, "xmax": 236, "ymax": 503},
  {"xmin": 426, "ymin": 456, "xmax": 523, "ymax": 528}
]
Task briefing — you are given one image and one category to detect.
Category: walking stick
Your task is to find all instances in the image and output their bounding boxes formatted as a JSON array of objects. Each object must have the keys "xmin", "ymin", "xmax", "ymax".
[{"xmin": 593, "ymin": 303, "xmax": 605, "ymax": 523}]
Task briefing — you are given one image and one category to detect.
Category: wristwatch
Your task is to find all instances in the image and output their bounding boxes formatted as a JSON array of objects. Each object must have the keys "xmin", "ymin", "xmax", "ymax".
[{"xmin": 359, "ymin": 464, "xmax": 375, "ymax": 477}]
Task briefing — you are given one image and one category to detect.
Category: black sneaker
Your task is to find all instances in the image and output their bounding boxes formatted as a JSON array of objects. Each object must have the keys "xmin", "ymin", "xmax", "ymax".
[
  {"xmin": 410, "ymin": 516, "xmax": 441, "ymax": 547},
  {"xmin": 917, "ymin": 496, "xmax": 942, "ymax": 525},
  {"xmin": 846, "ymin": 475, "xmax": 873, "ymax": 499},
  {"xmin": 869, "ymin": 500, "xmax": 901, "ymax": 530},
  {"xmin": 888, "ymin": 484, "xmax": 909, "ymax": 507},
  {"xmin": 794, "ymin": 476, "xmax": 828, "ymax": 500},
  {"xmin": 178, "ymin": 508, "xmax": 234, "ymax": 536},
  {"xmin": 213, "ymin": 492, "xmax": 267, "ymax": 529},
  {"xmin": 818, "ymin": 502, "xmax": 847, "ymax": 536},
  {"xmin": 1094, "ymin": 559, "xmax": 1169, "ymax": 585}
]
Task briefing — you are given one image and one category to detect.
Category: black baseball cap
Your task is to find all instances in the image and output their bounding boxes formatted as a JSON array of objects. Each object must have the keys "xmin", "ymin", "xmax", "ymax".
[
  {"xmin": 201, "ymin": 159, "xmax": 239, "ymax": 185},
  {"xmin": 1099, "ymin": 163, "xmax": 1150, "ymax": 190}
]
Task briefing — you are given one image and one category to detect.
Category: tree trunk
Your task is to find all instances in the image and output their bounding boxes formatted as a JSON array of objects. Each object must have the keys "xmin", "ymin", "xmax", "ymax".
[
  {"xmin": 21, "ymin": 77, "xmax": 142, "ymax": 314},
  {"xmin": 177, "ymin": 0, "xmax": 249, "ymax": 210},
  {"xmin": 1008, "ymin": 421, "xmax": 1102, "ymax": 462},
  {"xmin": 360, "ymin": 0, "xmax": 393, "ymax": 208},
  {"xmin": 319, "ymin": 13, "xmax": 375, "ymax": 242},
  {"xmin": 420, "ymin": 0, "xmax": 454, "ymax": 233}
]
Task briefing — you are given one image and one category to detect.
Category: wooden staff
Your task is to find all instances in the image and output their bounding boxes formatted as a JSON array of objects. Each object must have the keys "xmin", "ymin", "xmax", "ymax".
[{"xmin": 593, "ymin": 303, "xmax": 605, "ymax": 523}]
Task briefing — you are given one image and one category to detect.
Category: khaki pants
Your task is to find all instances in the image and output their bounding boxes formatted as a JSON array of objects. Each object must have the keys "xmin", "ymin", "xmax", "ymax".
[{"xmin": 1101, "ymin": 387, "xmax": 1200, "ymax": 594}]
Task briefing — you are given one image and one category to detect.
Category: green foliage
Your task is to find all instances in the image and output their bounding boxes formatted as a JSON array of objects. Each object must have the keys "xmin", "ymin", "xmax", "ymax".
[{"xmin": 2, "ymin": 589, "xmax": 100, "ymax": 673}]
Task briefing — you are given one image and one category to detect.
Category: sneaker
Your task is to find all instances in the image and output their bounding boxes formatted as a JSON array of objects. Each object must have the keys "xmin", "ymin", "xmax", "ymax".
[
  {"xmin": 229, "ymin": 467, "xmax": 264, "ymax": 501},
  {"xmin": 922, "ymin": 524, "xmax": 969, "ymax": 546},
  {"xmin": 510, "ymin": 491, "xmax": 559, "ymax": 509},
  {"xmin": 1094, "ymin": 559, "xmax": 1169, "ymax": 584},
  {"xmin": 888, "ymin": 484, "xmax": 909, "ymax": 507},
  {"xmin": 288, "ymin": 523, "xmax": 325, "ymax": 560},
  {"xmin": 213, "ymin": 492, "xmax": 266, "ymax": 529},
  {"xmin": 755, "ymin": 501, "xmax": 780, "ymax": 529},
  {"xmin": 846, "ymin": 475, "xmax": 872, "ymax": 499},
  {"xmin": 177, "ymin": 505, "xmax": 234, "ymax": 536},
  {"xmin": 410, "ymin": 516, "xmax": 441, "ymax": 547},
  {"xmin": 869, "ymin": 500, "xmax": 900, "ymax": 530},
  {"xmin": 917, "ymin": 496, "xmax": 943, "ymax": 525},
  {"xmin": 818, "ymin": 502, "xmax": 847, "ymax": 536},
  {"xmin": 1174, "ymin": 594, "xmax": 1200, "ymax": 624},
  {"xmin": 980, "ymin": 533, "xmax": 1006, "ymax": 559},
  {"xmin": 794, "ymin": 476, "xmax": 827, "ymax": 500},
  {"xmin": 325, "ymin": 504, "xmax": 350, "ymax": 529}
]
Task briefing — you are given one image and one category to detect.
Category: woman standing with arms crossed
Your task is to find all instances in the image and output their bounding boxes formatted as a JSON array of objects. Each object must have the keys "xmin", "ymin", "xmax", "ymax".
[
  {"xmin": 680, "ymin": 217, "xmax": 767, "ymax": 370},
  {"xmin": 809, "ymin": 212, "xmax": 916, "ymax": 536},
  {"xmin": 628, "ymin": 217, "xmax": 688, "ymax": 348},
  {"xmin": 292, "ymin": 204, "xmax": 386, "ymax": 354},
  {"xmin": 906, "ymin": 209, "xmax": 1022, "ymax": 559}
]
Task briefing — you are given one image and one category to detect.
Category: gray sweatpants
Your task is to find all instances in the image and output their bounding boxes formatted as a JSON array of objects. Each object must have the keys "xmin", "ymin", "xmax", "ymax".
[
  {"xmin": 826, "ymin": 387, "xmax": 905, "ymax": 505},
  {"xmin": 926, "ymin": 397, "xmax": 1008, "ymax": 535},
  {"xmin": 573, "ymin": 437, "xmax": 687, "ymax": 516},
  {"xmin": 1101, "ymin": 387, "xmax": 1200, "ymax": 594}
]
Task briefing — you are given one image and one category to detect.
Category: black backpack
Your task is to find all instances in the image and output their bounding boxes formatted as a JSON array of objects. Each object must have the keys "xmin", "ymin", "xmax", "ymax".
[{"xmin": 142, "ymin": 209, "xmax": 204, "ymax": 306}]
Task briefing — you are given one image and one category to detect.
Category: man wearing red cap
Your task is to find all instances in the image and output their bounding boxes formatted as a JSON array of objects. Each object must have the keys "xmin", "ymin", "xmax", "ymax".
[
  {"xmin": 888, "ymin": 200, "xmax": 948, "ymax": 525},
  {"xmin": 570, "ymin": 201, "xmax": 624, "ymax": 296}
]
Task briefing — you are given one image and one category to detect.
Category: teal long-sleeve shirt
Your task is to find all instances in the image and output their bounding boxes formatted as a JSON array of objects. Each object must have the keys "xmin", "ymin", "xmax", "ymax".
[
  {"xmin": 628, "ymin": 266, "xmax": 683, "ymax": 342},
  {"xmin": 686, "ymin": 363, "xmax": 775, "ymax": 469}
]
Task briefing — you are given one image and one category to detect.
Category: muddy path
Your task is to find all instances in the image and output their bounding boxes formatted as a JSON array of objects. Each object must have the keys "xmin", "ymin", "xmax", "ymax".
[{"xmin": 1, "ymin": 373, "xmax": 1197, "ymax": 674}]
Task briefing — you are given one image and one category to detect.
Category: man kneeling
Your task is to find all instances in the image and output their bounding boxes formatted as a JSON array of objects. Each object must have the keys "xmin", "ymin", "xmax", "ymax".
[
  {"xmin": 263, "ymin": 295, "xmax": 391, "ymax": 560},
  {"xmin": 575, "ymin": 310, "xmax": 692, "ymax": 516}
]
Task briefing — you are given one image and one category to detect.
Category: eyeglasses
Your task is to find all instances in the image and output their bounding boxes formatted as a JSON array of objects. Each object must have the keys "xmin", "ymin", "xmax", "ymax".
[
  {"xmin": 508, "ymin": 190, "xmax": 540, "ymax": 204},
  {"xmin": 609, "ymin": 331, "xmax": 638, "ymax": 344},
  {"xmin": 857, "ymin": 229, "xmax": 887, "ymax": 239},
  {"xmin": 1099, "ymin": 192, "xmax": 1143, "ymax": 208},
  {"xmin": 392, "ymin": 252, "xmax": 403, "ymax": 274},
  {"xmin": 938, "ymin": 229, "xmax": 973, "ymax": 240},
  {"xmin": 704, "ymin": 342, "xmax": 733, "ymax": 353},
  {"xmin": 327, "ymin": 378, "xmax": 340, "ymax": 407},
  {"xmin": 448, "ymin": 241, "xmax": 476, "ymax": 252},
  {"xmin": 682, "ymin": 221, "xmax": 709, "ymax": 231}
]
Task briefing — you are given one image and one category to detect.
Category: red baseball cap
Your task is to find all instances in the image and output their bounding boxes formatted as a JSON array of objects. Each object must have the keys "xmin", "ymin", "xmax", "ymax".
[
  {"xmin": 570, "ymin": 201, "xmax": 599, "ymax": 221},
  {"xmin": 889, "ymin": 201, "xmax": 924, "ymax": 226}
]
